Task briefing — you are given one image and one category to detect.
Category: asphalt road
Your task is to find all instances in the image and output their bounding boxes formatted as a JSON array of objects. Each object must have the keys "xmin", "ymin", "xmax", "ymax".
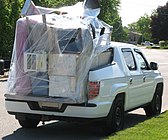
[{"xmin": 0, "ymin": 47, "xmax": 168, "ymax": 140}]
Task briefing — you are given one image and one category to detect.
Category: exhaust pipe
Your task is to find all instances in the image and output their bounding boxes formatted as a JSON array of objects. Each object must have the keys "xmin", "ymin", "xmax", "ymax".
[{"xmin": 83, "ymin": 0, "xmax": 100, "ymax": 9}]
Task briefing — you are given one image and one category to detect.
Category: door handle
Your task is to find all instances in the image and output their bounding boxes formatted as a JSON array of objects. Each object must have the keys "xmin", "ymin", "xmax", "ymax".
[
  {"xmin": 143, "ymin": 76, "xmax": 146, "ymax": 82},
  {"xmin": 130, "ymin": 78, "xmax": 133, "ymax": 85}
]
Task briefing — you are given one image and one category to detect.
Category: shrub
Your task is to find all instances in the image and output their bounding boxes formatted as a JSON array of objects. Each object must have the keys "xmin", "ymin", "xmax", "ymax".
[
  {"xmin": 159, "ymin": 41, "xmax": 166, "ymax": 46},
  {"xmin": 159, "ymin": 40, "xmax": 168, "ymax": 49}
]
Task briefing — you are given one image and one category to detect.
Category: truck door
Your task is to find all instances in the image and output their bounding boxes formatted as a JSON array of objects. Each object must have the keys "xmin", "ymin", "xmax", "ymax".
[
  {"xmin": 134, "ymin": 49, "xmax": 155, "ymax": 103},
  {"xmin": 122, "ymin": 48, "xmax": 144, "ymax": 109}
]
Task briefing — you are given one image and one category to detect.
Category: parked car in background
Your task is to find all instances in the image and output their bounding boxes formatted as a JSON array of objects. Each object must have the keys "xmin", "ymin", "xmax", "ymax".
[{"xmin": 141, "ymin": 41, "xmax": 154, "ymax": 46}]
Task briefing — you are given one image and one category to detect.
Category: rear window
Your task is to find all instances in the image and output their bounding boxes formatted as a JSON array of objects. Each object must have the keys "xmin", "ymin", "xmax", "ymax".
[{"xmin": 90, "ymin": 48, "xmax": 113, "ymax": 70}]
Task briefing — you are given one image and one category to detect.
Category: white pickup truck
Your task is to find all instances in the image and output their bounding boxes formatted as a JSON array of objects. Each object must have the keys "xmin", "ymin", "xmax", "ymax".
[
  {"xmin": 5, "ymin": 41, "xmax": 163, "ymax": 133},
  {"xmin": 5, "ymin": 0, "xmax": 163, "ymax": 134}
]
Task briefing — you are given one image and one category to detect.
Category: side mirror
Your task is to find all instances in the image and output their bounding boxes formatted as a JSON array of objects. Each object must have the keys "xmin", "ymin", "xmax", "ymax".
[{"xmin": 150, "ymin": 62, "xmax": 158, "ymax": 70}]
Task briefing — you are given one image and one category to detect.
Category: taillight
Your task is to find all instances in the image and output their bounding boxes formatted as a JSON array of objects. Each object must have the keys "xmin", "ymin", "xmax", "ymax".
[{"xmin": 88, "ymin": 81, "xmax": 100, "ymax": 100}]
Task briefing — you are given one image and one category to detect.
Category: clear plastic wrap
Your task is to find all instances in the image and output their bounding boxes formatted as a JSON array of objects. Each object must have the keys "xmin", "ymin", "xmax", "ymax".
[{"xmin": 7, "ymin": 1, "xmax": 112, "ymax": 103}]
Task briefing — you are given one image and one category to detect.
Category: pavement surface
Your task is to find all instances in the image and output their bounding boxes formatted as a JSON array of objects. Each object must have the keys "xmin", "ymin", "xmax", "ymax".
[{"xmin": 0, "ymin": 47, "xmax": 168, "ymax": 140}]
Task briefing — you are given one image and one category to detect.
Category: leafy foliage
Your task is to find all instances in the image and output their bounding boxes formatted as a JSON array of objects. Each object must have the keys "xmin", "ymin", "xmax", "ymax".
[
  {"xmin": 0, "ymin": 0, "xmax": 11, "ymax": 58},
  {"xmin": 136, "ymin": 14, "xmax": 151, "ymax": 41},
  {"xmin": 127, "ymin": 14, "xmax": 151, "ymax": 42},
  {"xmin": 151, "ymin": 2, "xmax": 168, "ymax": 43},
  {"xmin": 99, "ymin": 0, "xmax": 125, "ymax": 41},
  {"xmin": 159, "ymin": 41, "xmax": 168, "ymax": 49},
  {"xmin": 127, "ymin": 22, "xmax": 137, "ymax": 32},
  {"xmin": 0, "ymin": 0, "xmax": 24, "ymax": 59},
  {"xmin": 33, "ymin": 0, "xmax": 80, "ymax": 7}
]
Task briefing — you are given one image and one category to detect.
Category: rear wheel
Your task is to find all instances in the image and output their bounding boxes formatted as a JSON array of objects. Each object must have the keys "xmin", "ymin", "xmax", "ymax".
[
  {"xmin": 144, "ymin": 86, "xmax": 163, "ymax": 117},
  {"xmin": 18, "ymin": 118, "xmax": 40, "ymax": 128},
  {"xmin": 102, "ymin": 96, "xmax": 124, "ymax": 135}
]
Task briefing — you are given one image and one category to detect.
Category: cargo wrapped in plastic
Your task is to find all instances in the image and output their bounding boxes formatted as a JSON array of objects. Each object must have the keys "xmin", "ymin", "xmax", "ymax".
[{"xmin": 7, "ymin": 0, "xmax": 112, "ymax": 103}]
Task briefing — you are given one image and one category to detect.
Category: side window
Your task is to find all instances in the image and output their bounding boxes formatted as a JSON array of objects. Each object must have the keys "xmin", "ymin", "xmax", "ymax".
[
  {"xmin": 134, "ymin": 50, "xmax": 151, "ymax": 70},
  {"xmin": 122, "ymin": 49, "xmax": 136, "ymax": 71}
]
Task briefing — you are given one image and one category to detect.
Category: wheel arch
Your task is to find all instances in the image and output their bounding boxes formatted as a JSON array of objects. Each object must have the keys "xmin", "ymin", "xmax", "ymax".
[
  {"xmin": 107, "ymin": 92, "xmax": 126, "ymax": 116},
  {"xmin": 115, "ymin": 93, "xmax": 125, "ymax": 106},
  {"xmin": 144, "ymin": 82, "xmax": 163, "ymax": 117},
  {"xmin": 155, "ymin": 82, "xmax": 164, "ymax": 97}
]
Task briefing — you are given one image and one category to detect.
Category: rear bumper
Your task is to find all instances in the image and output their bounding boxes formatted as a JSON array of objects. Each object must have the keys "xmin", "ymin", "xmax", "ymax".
[{"xmin": 5, "ymin": 99, "xmax": 112, "ymax": 119}]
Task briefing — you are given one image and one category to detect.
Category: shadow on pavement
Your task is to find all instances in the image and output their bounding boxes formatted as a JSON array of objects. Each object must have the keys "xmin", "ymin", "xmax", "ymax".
[
  {"xmin": 2, "ymin": 113, "xmax": 147, "ymax": 140},
  {"xmin": 0, "ymin": 76, "xmax": 8, "ymax": 82},
  {"xmin": 2, "ymin": 121, "xmax": 104, "ymax": 140},
  {"xmin": 0, "ymin": 79, "xmax": 7, "ymax": 82},
  {"xmin": 124, "ymin": 113, "xmax": 146, "ymax": 129}
]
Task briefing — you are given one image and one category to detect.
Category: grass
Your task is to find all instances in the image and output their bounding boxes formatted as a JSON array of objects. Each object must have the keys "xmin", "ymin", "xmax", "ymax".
[
  {"xmin": 146, "ymin": 45, "xmax": 168, "ymax": 49},
  {"xmin": 107, "ymin": 111, "xmax": 168, "ymax": 140},
  {"xmin": 160, "ymin": 46, "xmax": 168, "ymax": 49}
]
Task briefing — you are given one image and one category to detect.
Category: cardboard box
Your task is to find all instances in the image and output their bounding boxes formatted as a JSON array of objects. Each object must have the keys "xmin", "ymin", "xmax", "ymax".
[
  {"xmin": 48, "ymin": 54, "xmax": 78, "ymax": 76},
  {"xmin": 49, "ymin": 76, "xmax": 76, "ymax": 97}
]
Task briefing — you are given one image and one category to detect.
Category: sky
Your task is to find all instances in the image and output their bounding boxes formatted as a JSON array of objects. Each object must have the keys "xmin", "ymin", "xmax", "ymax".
[{"xmin": 119, "ymin": 0, "xmax": 168, "ymax": 26}]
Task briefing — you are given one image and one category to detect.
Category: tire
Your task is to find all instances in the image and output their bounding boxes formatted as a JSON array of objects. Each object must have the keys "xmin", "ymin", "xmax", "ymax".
[
  {"xmin": 144, "ymin": 87, "xmax": 162, "ymax": 118},
  {"xmin": 102, "ymin": 96, "xmax": 124, "ymax": 135},
  {"xmin": 18, "ymin": 118, "xmax": 40, "ymax": 128}
]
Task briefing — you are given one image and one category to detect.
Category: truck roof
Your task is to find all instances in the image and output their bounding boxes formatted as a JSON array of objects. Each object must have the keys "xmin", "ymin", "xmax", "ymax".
[{"xmin": 110, "ymin": 41, "xmax": 137, "ymax": 49}]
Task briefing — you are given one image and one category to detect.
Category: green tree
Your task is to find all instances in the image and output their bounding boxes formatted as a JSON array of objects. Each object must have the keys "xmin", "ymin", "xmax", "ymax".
[
  {"xmin": 122, "ymin": 26, "xmax": 129, "ymax": 42},
  {"xmin": 9, "ymin": 0, "xmax": 24, "ymax": 56},
  {"xmin": 0, "ymin": 0, "xmax": 23, "ymax": 59},
  {"xmin": 127, "ymin": 22, "xmax": 137, "ymax": 32},
  {"xmin": 99, "ymin": 0, "xmax": 125, "ymax": 41},
  {"xmin": 0, "ymin": 0, "xmax": 10, "ymax": 58},
  {"xmin": 136, "ymin": 14, "xmax": 151, "ymax": 41},
  {"xmin": 33, "ymin": 0, "xmax": 80, "ymax": 7},
  {"xmin": 151, "ymin": 2, "xmax": 168, "ymax": 43},
  {"xmin": 127, "ymin": 14, "xmax": 151, "ymax": 42}
]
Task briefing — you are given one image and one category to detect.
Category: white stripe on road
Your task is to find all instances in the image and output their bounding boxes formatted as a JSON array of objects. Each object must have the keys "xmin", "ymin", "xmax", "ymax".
[{"xmin": 159, "ymin": 63, "xmax": 168, "ymax": 65}]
